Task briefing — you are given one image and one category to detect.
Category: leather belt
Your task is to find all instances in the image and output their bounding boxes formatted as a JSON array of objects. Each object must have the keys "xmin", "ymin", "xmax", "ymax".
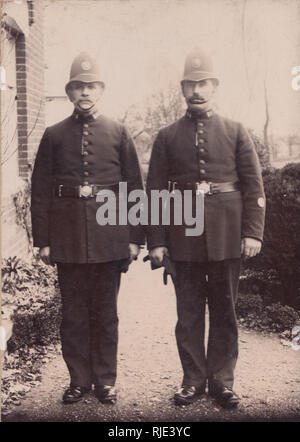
[
  {"xmin": 53, "ymin": 183, "xmax": 119, "ymax": 198},
  {"xmin": 168, "ymin": 180, "xmax": 240, "ymax": 195}
]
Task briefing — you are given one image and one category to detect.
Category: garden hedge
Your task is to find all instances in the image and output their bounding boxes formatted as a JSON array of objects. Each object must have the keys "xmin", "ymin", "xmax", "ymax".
[{"xmin": 242, "ymin": 162, "xmax": 300, "ymax": 307}]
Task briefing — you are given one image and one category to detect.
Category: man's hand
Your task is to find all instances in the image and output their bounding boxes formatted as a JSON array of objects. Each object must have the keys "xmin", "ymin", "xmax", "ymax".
[
  {"xmin": 39, "ymin": 246, "xmax": 52, "ymax": 265},
  {"xmin": 128, "ymin": 243, "xmax": 140, "ymax": 264},
  {"xmin": 149, "ymin": 247, "xmax": 169, "ymax": 267},
  {"xmin": 241, "ymin": 237, "xmax": 262, "ymax": 258}
]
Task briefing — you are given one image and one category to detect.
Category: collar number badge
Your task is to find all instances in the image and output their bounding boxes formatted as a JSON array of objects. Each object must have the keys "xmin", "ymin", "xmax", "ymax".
[{"xmin": 257, "ymin": 197, "xmax": 265, "ymax": 208}]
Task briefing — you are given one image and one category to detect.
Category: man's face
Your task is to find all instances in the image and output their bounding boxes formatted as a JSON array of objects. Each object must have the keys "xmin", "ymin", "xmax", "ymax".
[
  {"xmin": 67, "ymin": 81, "xmax": 104, "ymax": 112},
  {"xmin": 182, "ymin": 79, "xmax": 217, "ymax": 112}
]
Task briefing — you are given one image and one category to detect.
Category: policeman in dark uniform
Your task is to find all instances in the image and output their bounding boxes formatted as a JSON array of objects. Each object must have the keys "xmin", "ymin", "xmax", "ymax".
[
  {"xmin": 31, "ymin": 53, "xmax": 144, "ymax": 404},
  {"xmin": 146, "ymin": 48, "xmax": 265, "ymax": 408}
]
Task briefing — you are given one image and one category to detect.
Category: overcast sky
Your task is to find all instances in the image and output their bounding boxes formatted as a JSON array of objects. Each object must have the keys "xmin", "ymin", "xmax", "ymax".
[{"xmin": 44, "ymin": 0, "xmax": 300, "ymax": 137}]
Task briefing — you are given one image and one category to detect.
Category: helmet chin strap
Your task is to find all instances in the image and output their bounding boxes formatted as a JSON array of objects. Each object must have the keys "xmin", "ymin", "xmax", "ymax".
[{"xmin": 74, "ymin": 102, "xmax": 98, "ymax": 117}]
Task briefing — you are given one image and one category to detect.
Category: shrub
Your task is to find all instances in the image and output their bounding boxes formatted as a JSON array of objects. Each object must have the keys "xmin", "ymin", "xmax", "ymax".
[
  {"xmin": 243, "ymin": 163, "xmax": 300, "ymax": 307},
  {"xmin": 1, "ymin": 256, "xmax": 29, "ymax": 294},
  {"xmin": 1, "ymin": 257, "xmax": 61, "ymax": 414},
  {"xmin": 239, "ymin": 269, "xmax": 289, "ymax": 306},
  {"xmin": 247, "ymin": 129, "xmax": 271, "ymax": 169},
  {"xmin": 264, "ymin": 303, "xmax": 300, "ymax": 332},
  {"xmin": 6, "ymin": 286, "xmax": 62, "ymax": 352},
  {"xmin": 236, "ymin": 292, "xmax": 300, "ymax": 334},
  {"xmin": 236, "ymin": 292, "xmax": 264, "ymax": 317},
  {"xmin": 1, "ymin": 257, "xmax": 61, "ymax": 352}
]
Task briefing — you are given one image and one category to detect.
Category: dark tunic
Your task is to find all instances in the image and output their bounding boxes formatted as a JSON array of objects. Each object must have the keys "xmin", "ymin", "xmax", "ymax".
[
  {"xmin": 146, "ymin": 112, "xmax": 265, "ymax": 262},
  {"xmin": 31, "ymin": 112, "xmax": 144, "ymax": 263}
]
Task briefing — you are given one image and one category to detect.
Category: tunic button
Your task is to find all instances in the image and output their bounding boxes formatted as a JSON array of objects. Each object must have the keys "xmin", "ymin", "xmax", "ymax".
[
  {"xmin": 84, "ymin": 171, "xmax": 89, "ymax": 176},
  {"xmin": 83, "ymin": 161, "xmax": 89, "ymax": 166},
  {"xmin": 83, "ymin": 131, "xmax": 89, "ymax": 136},
  {"xmin": 198, "ymin": 130, "xmax": 204, "ymax": 134},
  {"xmin": 198, "ymin": 139, "xmax": 205, "ymax": 144},
  {"xmin": 200, "ymin": 169, "xmax": 206, "ymax": 174},
  {"xmin": 199, "ymin": 148, "xmax": 205, "ymax": 153},
  {"xmin": 83, "ymin": 151, "xmax": 88, "ymax": 156},
  {"xmin": 198, "ymin": 122, "xmax": 204, "ymax": 127},
  {"xmin": 199, "ymin": 159, "xmax": 205, "ymax": 164},
  {"xmin": 83, "ymin": 124, "xmax": 89, "ymax": 128},
  {"xmin": 83, "ymin": 140, "xmax": 89, "ymax": 146},
  {"xmin": 83, "ymin": 181, "xmax": 89, "ymax": 185}
]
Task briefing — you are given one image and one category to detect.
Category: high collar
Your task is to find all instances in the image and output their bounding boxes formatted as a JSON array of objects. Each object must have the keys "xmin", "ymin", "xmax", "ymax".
[
  {"xmin": 72, "ymin": 107, "xmax": 101, "ymax": 122},
  {"xmin": 185, "ymin": 109, "xmax": 214, "ymax": 120}
]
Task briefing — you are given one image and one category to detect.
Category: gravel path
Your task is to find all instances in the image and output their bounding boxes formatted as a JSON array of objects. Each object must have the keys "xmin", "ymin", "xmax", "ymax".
[{"xmin": 2, "ymin": 253, "xmax": 300, "ymax": 422}]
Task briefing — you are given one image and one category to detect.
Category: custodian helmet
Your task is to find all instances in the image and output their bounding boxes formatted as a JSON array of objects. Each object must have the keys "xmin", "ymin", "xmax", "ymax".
[
  {"xmin": 65, "ymin": 52, "xmax": 105, "ymax": 92},
  {"xmin": 181, "ymin": 48, "xmax": 219, "ymax": 85}
]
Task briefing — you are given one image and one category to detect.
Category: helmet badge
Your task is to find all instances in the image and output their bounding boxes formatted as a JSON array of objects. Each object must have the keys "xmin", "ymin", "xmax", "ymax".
[
  {"xmin": 81, "ymin": 61, "xmax": 91, "ymax": 71},
  {"xmin": 191, "ymin": 57, "xmax": 202, "ymax": 69}
]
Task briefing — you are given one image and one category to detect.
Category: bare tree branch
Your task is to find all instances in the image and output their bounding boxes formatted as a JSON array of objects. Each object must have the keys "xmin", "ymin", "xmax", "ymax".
[{"xmin": 132, "ymin": 129, "xmax": 145, "ymax": 140}]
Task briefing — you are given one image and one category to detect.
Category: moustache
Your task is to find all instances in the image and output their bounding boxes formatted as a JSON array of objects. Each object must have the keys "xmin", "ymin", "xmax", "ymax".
[
  {"xmin": 77, "ymin": 99, "xmax": 93, "ymax": 104},
  {"xmin": 189, "ymin": 96, "xmax": 207, "ymax": 104}
]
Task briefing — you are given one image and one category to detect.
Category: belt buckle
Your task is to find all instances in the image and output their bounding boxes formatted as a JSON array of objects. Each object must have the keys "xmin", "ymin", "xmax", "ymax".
[
  {"xmin": 195, "ymin": 181, "xmax": 212, "ymax": 195},
  {"xmin": 79, "ymin": 185, "xmax": 93, "ymax": 198}
]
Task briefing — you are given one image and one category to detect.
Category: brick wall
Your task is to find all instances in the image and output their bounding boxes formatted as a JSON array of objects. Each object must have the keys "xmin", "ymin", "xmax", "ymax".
[
  {"xmin": 1, "ymin": 1, "xmax": 45, "ymax": 260},
  {"xmin": 16, "ymin": 0, "xmax": 45, "ymax": 177}
]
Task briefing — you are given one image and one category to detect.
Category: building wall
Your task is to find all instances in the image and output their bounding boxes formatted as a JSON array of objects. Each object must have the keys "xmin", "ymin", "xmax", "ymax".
[
  {"xmin": 16, "ymin": 0, "xmax": 45, "ymax": 177},
  {"xmin": 1, "ymin": 1, "xmax": 45, "ymax": 260}
]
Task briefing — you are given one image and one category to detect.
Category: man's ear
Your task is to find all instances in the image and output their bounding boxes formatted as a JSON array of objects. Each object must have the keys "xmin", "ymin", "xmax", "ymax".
[
  {"xmin": 180, "ymin": 81, "xmax": 185, "ymax": 96},
  {"xmin": 212, "ymin": 79, "xmax": 218, "ymax": 90},
  {"xmin": 208, "ymin": 79, "xmax": 218, "ymax": 98},
  {"xmin": 98, "ymin": 84, "xmax": 105, "ymax": 97},
  {"xmin": 65, "ymin": 85, "xmax": 73, "ymax": 102}
]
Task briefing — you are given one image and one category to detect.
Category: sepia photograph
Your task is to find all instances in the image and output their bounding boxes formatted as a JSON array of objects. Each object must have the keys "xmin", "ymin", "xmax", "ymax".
[{"xmin": 1, "ymin": 0, "xmax": 300, "ymax": 427}]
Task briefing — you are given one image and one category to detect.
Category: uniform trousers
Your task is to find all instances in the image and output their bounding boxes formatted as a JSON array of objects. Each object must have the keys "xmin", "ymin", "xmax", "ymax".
[
  {"xmin": 173, "ymin": 259, "xmax": 240, "ymax": 391},
  {"xmin": 57, "ymin": 262, "xmax": 121, "ymax": 388}
]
